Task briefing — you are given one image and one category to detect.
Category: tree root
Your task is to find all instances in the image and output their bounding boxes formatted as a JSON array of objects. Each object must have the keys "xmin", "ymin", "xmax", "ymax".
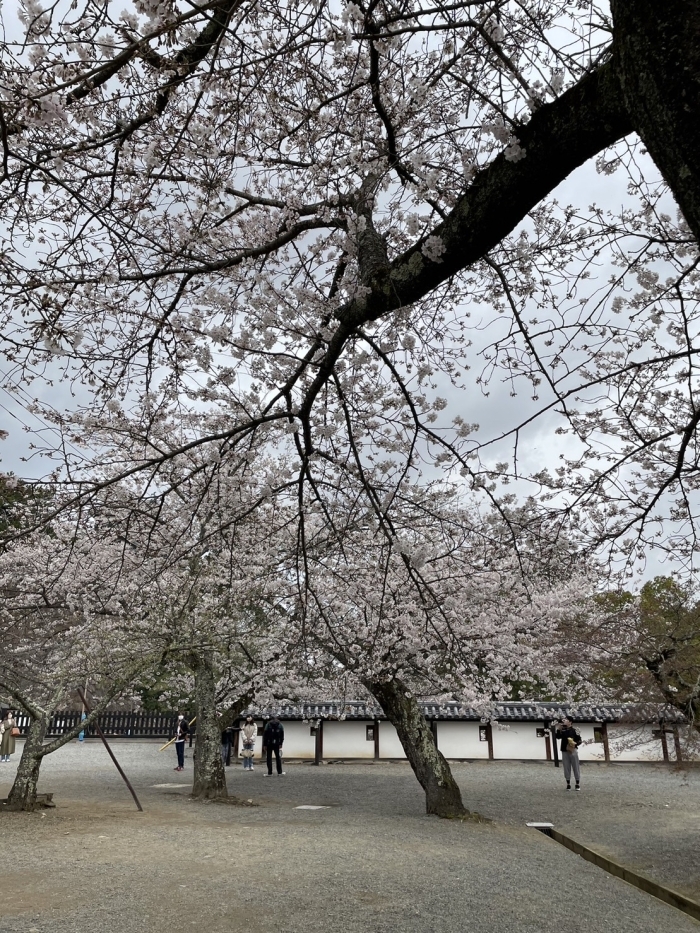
[
  {"xmin": 442, "ymin": 808, "xmax": 491, "ymax": 824},
  {"xmin": 0, "ymin": 793, "xmax": 55, "ymax": 812},
  {"xmin": 195, "ymin": 794, "xmax": 258, "ymax": 807}
]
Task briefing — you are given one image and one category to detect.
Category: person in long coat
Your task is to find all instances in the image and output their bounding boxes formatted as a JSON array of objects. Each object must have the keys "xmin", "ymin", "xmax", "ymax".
[
  {"xmin": 0, "ymin": 710, "xmax": 17, "ymax": 762},
  {"xmin": 240, "ymin": 716, "xmax": 258, "ymax": 771}
]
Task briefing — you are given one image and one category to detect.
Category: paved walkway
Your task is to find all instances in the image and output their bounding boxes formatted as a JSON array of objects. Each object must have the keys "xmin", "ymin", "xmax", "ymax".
[{"xmin": 0, "ymin": 742, "xmax": 697, "ymax": 933}]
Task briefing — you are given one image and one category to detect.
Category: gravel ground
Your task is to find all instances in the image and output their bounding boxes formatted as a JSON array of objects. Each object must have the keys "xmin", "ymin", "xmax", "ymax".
[{"xmin": 0, "ymin": 741, "xmax": 697, "ymax": 933}]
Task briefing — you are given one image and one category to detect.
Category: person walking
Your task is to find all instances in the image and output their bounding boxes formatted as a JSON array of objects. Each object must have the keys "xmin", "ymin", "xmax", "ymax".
[
  {"xmin": 173, "ymin": 713, "xmax": 189, "ymax": 772},
  {"xmin": 0, "ymin": 710, "xmax": 18, "ymax": 762},
  {"xmin": 262, "ymin": 716, "xmax": 285, "ymax": 776},
  {"xmin": 240, "ymin": 716, "xmax": 257, "ymax": 771},
  {"xmin": 221, "ymin": 726, "xmax": 234, "ymax": 767},
  {"xmin": 555, "ymin": 717, "xmax": 582, "ymax": 791}
]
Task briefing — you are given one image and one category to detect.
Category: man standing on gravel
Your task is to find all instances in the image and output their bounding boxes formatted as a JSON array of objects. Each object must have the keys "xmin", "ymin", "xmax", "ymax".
[
  {"xmin": 262, "ymin": 716, "xmax": 285, "ymax": 776},
  {"xmin": 173, "ymin": 713, "xmax": 189, "ymax": 772},
  {"xmin": 555, "ymin": 718, "xmax": 582, "ymax": 791}
]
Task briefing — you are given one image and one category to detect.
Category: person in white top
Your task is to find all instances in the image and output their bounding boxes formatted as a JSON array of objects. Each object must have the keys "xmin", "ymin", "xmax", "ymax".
[{"xmin": 240, "ymin": 716, "xmax": 257, "ymax": 771}]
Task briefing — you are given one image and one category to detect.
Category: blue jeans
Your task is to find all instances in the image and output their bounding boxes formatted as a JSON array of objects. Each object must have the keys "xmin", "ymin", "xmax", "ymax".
[
  {"xmin": 242, "ymin": 742, "xmax": 254, "ymax": 768},
  {"xmin": 175, "ymin": 741, "xmax": 185, "ymax": 768}
]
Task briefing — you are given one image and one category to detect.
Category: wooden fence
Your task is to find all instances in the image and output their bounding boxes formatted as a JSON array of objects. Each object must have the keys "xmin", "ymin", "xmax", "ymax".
[{"xmin": 13, "ymin": 710, "xmax": 181, "ymax": 739}]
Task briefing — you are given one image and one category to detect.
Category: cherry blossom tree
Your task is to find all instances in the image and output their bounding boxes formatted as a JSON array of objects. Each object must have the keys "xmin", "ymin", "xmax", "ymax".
[
  {"xmin": 0, "ymin": 0, "xmax": 699, "ymax": 812},
  {"xmin": 0, "ymin": 0, "xmax": 696, "ymax": 570},
  {"xmin": 0, "ymin": 524, "xmax": 170, "ymax": 808},
  {"xmin": 293, "ymin": 481, "xmax": 596, "ymax": 817}
]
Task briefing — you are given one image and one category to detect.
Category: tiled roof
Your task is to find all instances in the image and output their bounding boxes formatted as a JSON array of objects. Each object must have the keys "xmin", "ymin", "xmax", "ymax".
[{"xmin": 243, "ymin": 700, "xmax": 685, "ymax": 724}]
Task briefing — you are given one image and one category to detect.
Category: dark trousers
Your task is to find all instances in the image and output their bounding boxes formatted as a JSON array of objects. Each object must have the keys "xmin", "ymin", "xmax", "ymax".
[
  {"xmin": 176, "ymin": 740, "xmax": 185, "ymax": 768},
  {"xmin": 266, "ymin": 745, "xmax": 283, "ymax": 774}
]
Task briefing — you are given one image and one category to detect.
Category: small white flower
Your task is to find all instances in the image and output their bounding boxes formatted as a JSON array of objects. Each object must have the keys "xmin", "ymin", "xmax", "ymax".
[
  {"xmin": 422, "ymin": 235, "xmax": 446, "ymax": 263},
  {"xmin": 549, "ymin": 71, "xmax": 564, "ymax": 95},
  {"xmin": 504, "ymin": 139, "xmax": 526, "ymax": 162},
  {"xmin": 484, "ymin": 17, "xmax": 504, "ymax": 42},
  {"xmin": 405, "ymin": 214, "xmax": 422, "ymax": 237}
]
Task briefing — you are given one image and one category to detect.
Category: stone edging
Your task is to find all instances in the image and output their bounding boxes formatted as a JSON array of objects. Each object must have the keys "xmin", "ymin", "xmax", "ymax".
[{"xmin": 528, "ymin": 823, "xmax": 700, "ymax": 924}]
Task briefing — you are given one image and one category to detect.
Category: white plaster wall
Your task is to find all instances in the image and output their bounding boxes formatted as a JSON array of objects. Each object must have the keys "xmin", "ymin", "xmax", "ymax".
[
  {"xmin": 436, "ymin": 722, "xmax": 489, "ymax": 759},
  {"xmin": 323, "ymin": 720, "xmax": 375, "ymax": 758},
  {"xmin": 607, "ymin": 724, "xmax": 666, "ymax": 761},
  {"xmin": 576, "ymin": 724, "xmax": 606, "ymax": 762},
  {"xmin": 492, "ymin": 722, "xmax": 548, "ymax": 760},
  {"xmin": 378, "ymin": 721, "xmax": 406, "ymax": 758},
  {"xmin": 276, "ymin": 721, "xmax": 316, "ymax": 759}
]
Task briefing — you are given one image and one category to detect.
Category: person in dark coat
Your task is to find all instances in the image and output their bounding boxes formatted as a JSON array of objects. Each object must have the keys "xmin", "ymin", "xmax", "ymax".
[
  {"xmin": 262, "ymin": 716, "xmax": 285, "ymax": 776},
  {"xmin": 221, "ymin": 726, "xmax": 234, "ymax": 767},
  {"xmin": 173, "ymin": 713, "xmax": 189, "ymax": 771},
  {"xmin": 555, "ymin": 717, "xmax": 582, "ymax": 790}
]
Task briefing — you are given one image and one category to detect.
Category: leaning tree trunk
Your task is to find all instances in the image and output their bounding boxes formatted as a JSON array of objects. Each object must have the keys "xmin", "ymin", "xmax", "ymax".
[
  {"xmin": 6, "ymin": 713, "xmax": 49, "ymax": 811},
  {"xmin": 190, "ymin": 651, "xmax": 229, "ymax": 800},
  {"xmin": 611, "ymin": 0, "xmax": 700, "ymax": 243},
  {"xmin": 366, "ymin": 677, "xmax": 476, "ymax": 819}
]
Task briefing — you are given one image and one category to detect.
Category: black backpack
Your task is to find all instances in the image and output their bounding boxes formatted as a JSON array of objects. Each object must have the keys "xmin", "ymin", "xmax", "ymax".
[{"xmin": 266, "ymin": 721, "xmax": 283, "ymax": 744}]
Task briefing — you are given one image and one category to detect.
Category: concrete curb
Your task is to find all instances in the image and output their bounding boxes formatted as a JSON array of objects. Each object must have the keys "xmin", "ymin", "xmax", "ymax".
[{"xmin": 529, "ymin": 823, "xmax": 700, "ymax": 924}]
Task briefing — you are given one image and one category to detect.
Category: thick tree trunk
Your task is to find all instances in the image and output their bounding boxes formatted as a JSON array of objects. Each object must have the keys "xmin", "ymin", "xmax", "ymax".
[
  {"xmin": 612, "ymin": 0, "xmax": 700, "ymax": 242},
  {"xmin": 366, "ymin": 678, "xmax": 478, "ymax": 819},
  {"xmin": 190, "ymin": 651, "xmax": 229, "ymax": 800},
  {"xmin": 6, "ymin": 713, "xmax": 49, "ymax": 811}
]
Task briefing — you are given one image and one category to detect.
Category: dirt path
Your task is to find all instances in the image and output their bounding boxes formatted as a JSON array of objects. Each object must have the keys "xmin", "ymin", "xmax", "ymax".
[{"xmin": 0, "ymin": 742, "xmax": 697, "ymax": 933}]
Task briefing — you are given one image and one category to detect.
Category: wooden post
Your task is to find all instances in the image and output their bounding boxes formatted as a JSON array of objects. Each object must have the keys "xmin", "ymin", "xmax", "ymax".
[
  {"xmin": 672, "ymin": 725, "xmax": 683, "ymax": 763},
  {"xmin": 544, "ymin": 728, "xmax": 552, "ymax": 761},
  {"xmin": 601, "ymin": 722, "xmax": 610, "ymax": 764},
  {"xmin": 373, "ymin": 719, "xmax": 380, "ymax": 760},
  {"xmin": 76, "ymin": 688, "xmax": 143, "ymax": 813},
  {"xmin": 659, "ymin": 724, "xmax": 670, "ymax": 763},
  {"xmin": 550, "ymin": 725, "xmax": 560, "ymax": 768},
  {"xmin": 314, "ymin": 720, "xmax": 323, "ymax": 765},
  {"xmin": 486, "ymin": 722, "xmax": 494, "ymax": 761}
]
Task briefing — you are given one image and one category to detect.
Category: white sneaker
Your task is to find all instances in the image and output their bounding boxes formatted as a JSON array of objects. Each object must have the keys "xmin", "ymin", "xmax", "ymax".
[{"xmin": 280, "ymin": 771, "xmax": 286, "ymax": 775}]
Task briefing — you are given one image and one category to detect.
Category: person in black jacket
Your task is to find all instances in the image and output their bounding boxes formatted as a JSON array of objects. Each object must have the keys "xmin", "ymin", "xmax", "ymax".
[
  {"xmin": 555, "ymin": 718, "xmax": 582, "ymax": 790},
  {"xmin": 173, "ymin": 713, "xmax": 189, "ymax": 771},
  {"xmin": 262, "ymin": 717, "xmax": 285, "ymax": 776}
]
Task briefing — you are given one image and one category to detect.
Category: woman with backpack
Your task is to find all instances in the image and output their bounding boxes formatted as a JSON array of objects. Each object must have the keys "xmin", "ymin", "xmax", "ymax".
[{"xmin": 262, "ymin": 716, "xmax": 285, "ymax": 776}]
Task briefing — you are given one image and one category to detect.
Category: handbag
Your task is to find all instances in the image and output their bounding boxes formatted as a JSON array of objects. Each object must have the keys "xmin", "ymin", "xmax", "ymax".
[{"xmin": 10, "ymin": 727, "xmax": 20, "ymax": 737}]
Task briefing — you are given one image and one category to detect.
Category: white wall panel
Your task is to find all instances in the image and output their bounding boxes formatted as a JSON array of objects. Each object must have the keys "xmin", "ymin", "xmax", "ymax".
[
  {"xmin": 277, "ymin": 721, "xmax": 316, "ymax": 759},
  {"xmin": 492, "ymin": 722, "xmax": 548, "ymax": 760},
  {"xmin": 436, "ymin": 722, "xmax": 489, "ymax": 759},
  {"xmin": 377, "ymin": 721, "xmax": 406, "ymax": 758},
  {"xmin": 323, "ymin": 720, "xmax": 375, "ymax": 758},
  {"xmin": 607, "ymin": 725, "xmax": 666, "ymax": 761},
  {"xmin": 576, "ymin": 724, "xmax": 605, "ymax": 761}
]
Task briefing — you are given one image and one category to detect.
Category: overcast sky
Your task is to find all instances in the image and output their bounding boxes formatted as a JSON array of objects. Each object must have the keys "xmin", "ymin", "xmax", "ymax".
[{"xmin": 0, "ymin": 111, "xmax": 683, "ymax": 584}]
